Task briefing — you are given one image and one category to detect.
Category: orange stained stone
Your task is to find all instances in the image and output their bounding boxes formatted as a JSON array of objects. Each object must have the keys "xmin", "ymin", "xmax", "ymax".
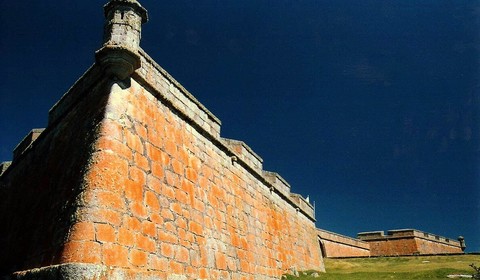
[
  {"xmin": 136, "ymin": 234, "xmax": 156, "ymax": 252},
  {"xmin": 158, "ymin": 229, "xmax": 178, "ymax": 244},
  {"xmin": 103, "ymin": 243, "xmax": 129, "ymax": 267},
  {"xmin": 171, "ymin": 159, "xmax": 183, "ymax": 175},
  {"xmin": 161, "ymin": 208, "xmax": 174, "ymax": 221},
  {"xmin": 189, "ymin": 221, "xmax": 203, "ymax": 236},
  {"xmin": 88, "ymin": 208, "xmax": 122, "ymax": 226},
  {"xmin": 198, "ymin": 268, "xmax": 208, "ymax": 279},
  {"xmin": 118, "ymin": 227, "xmax": 135, "ymax": 247},
  {"xmin": 61, "ymin": 240, "xmax": 101, "ymax": 264},
  {"xmin": 147, "ymin": 175, "xmax": 162, "ymax": 193},
  {"xmin": 177, "ymin": 147, "xmax": 189, "ymax": 164},
  {"xmin": 130, "ymin": 201, "xmax": 148, "ymax": 219},
  {"xmin": 180, "ymin": 179, "xmax": 194, "ymax": 194},
  {"xmin": 162, "ymin": 183, "xmax": 176, "ymax": 200},
  {"xmin": 169, "ymin": 260, "xmax": 184, "ymax": 274},
  {"xmin": 199, "ymin": 247, "xmax": 209, "ymax": 267},
  {"xmin": 150, "ymin": 212, "xmax": 164, "ymax": 224},
  {"xmin": 164, "ymin": 222, "xmax": 177, "ymax": 233},
  {"xmin": 87, "ymin": 159, "xmax": 127, "ymax": 193},
  {"xmin": 124, "ymin": 215, "xmax": 142, "ymax": 231},
  {"xmin": 125, "ymin": 178, "xmax": 143, "ymax": 202},
  {"xmin": 160, "ymin": 242, "xmax": 174, "ymax": 258},
  {"xmin": 185, "ymin": 168, "xmax": 198, "ymax": 183},
  {"xmin": 175, "ymin": 246, "xmax": 190, "ymax": 263},
  {"xmin": 134, "ymin": 122, "xmax": 148, "ymax": 140},
  {"xmin": 69, "ymin": 221, "xmax": 95, "ymax": 241},
  {"xmin": 145, "ymin": 142, "xmax": 162, "ymax": 162},
  {"xmin": 96, "ymin": 190, "xmax": 126, "ymax": 211},
  {"xmin": 141, "ymin": 220, "xmax": 157, "ymax": 238},
  {"xmin": 134, "ymin": 152, "xmax": 150, "ymax": 172},
  {"xmin": 176, "ymin": 217, "xmax": 187, "ymax": 230},
  {"xmin": 96, "ymin": 137, "xmax": 132, "ymax": 160},
  {"xmin": 175, "ymin": 189, "xmax": 190, "ymax": 205},
  {"xmin": 185, "ymin": 266, "xmax": 197, "ymax": 278},
  {"xmin": 144, "ymin": 191, "xmax": 160, "ymax": 212},
  {"xmin": 125, "ymin": 129, "xmax": 144, "ymax": 154},
  {"xmin": 215, "ymin": 251, "xmax": 228, "ymax": 270},
  {"xmin": 239, "ymin": 260, "xmax": 251, "ymax": 273},
  {"xmin": 99, "ymin": 119, "xmax": 124, "ymax": 141},
  {"xmin": 95, "ymin": 223, "xmax": 117, "ymax": 243},
  {"xmin": 193, "ymin": 198, "xmax": 205, "ymax": 212},
  {"xmin": 149, "ymin": 254, "xmax": 168, "ymax": 271},
  {"xmin": 227, "ymin": 256, "xmax": 237, "ymax": 270},
  {"xmin": 195, "ymin": 236, "xmax": 206, "ymax": 246},
  {"xmin": 151, "ymin": 161, "xmax": 165, "ymax": 180},
  {"xmin": 165, "ymin": 140, "xmax": 177, "ymax": 157},
  {"xmin": 173, "ymin": 129, "xmax": 184, "ymax": 144},
  {"xmin": 170, "ymin": 202, "xmax": 182, "ymax": 215},
  {"xmin": 129, "ymin": 166, "xmax": 146, "ymax": 186},
  {"xmin": 177, "ymin": 228, "xmax": 187, "ymax": 243},
  {"xmin": 129, "ymin": 249, "xmax": 148, "ymax": 267}
]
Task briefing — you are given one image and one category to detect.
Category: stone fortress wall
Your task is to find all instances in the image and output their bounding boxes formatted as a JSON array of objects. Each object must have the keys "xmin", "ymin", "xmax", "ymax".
[
  {"xmin": 317, "ymin": 229, "xmax": 370, "ymax": 258},
  {"xmin": 358, "ymin": 229, "xmax": 465, "ymax": 257},
  {"xmin": 316, "ymin": 228, "xmax": 465, "ymax": 258},
  {"xmin": 0, "ymin": 1, "xmax": 324, "ymax": 279},
  {"xmin": 0, "ymin": 1, "xmax": 467, "ymax": 278}
]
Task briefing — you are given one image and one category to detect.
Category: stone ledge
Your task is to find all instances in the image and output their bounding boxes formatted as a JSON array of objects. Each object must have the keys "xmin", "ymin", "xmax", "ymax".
[
  {"xmin": 290, "ymin": 193, "xmax": 315, "ymax": 218},
  {"xmin": 222, "ymin": 138, "xmax": 263, "ymax": 172},
  {"xmin": 358, "ymin": 229, "xmax": 462, "ymax": 248},
  {"xmin": 6, "ymin": 263, "xmax": 107, "ymax": 280},
  {"xmin": 12, "ymin": 129, "xmax": 45, "ymax": 161},
  {"xmin": 263, "ymin": 171, "xmax": 291, "ymax": 198},
  {"xmin": 317, "ymin": 228, "xmax": 370, "ymax": 250},
  {"xmin": 0, "ymin": 161, "xmax": 12, "ymax": 177}
]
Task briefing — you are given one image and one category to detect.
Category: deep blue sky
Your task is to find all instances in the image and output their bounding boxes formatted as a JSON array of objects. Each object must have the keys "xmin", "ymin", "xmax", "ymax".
[{"xmin": 1, "ymin": 1, "xmax": 479, "ymax": 251}]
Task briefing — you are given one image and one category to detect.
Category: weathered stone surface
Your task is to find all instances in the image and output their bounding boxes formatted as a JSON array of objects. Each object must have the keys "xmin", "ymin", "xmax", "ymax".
[{"xmin": 1, "ymin": 1, "xmax": 325, "ymax": 279}]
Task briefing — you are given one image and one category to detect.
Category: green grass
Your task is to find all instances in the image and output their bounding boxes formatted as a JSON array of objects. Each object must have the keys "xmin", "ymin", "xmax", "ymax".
[{"xmin": 283, "ymin": 255, "xmax": 480, "ymax": 279}]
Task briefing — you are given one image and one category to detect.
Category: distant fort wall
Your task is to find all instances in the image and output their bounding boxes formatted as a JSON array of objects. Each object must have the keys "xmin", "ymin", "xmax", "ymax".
[
  {"xmin": 317, "ymin": 229, "xmax": 370, "ymax": 258},
  {"xmin": 317, "ymin": 229, "xmax": 465, "ymax": 258},
  {"xmin": 358, "ymin": 229, "xmax": 465, "ymax": 257}
]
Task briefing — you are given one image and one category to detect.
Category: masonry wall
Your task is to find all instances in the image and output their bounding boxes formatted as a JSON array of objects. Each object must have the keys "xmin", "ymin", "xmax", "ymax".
[
  {"xmin": 1, "ymin": 48, "xmax": 324, "ymax": 279},
  {"xmin": 0, "ymin": 68, "xmax": 110, "ymax": 275},
  {"xmin": 359, "ymin": 230, "xmax": 464, "ymax": 257},
  {"xmin": 366, "ymin": 238, "xmax": 419, "ymax": 256},
  {"xmin": 317, "ymin": 229, "xmax": 370, "ymax": 258}
]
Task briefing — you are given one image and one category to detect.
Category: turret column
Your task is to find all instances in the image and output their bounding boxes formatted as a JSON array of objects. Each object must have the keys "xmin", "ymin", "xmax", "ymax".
[{"xmin": 95, "ymin": 0, "xmax": 148, "ymax": 80}]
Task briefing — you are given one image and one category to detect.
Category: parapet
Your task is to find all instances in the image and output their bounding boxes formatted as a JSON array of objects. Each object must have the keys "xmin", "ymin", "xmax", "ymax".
[
  {"xmin": 222, "ymin": 138, "xmax": 263, "ymax": 172},
  {"xmin": 318, "ymin": 229, "xmax": 370, "ymax": 250},
  {"xmin": 263, "ymin": 171, "xmax": 291, "ymax": 198},
  {"xmin": 12, "ymin": 128, "xmax": 45, "ymax": 161},
  {"xmin": 290, "ymin": 193, "xmax": 315, "ymax": 219},
  {"xmin": 0, "ymin": 161, "xmax": 11, "ymax": 176},
  {"xmin": 358, "ymin": 229, "xmax": 463, "ymax": 247},
  {"xmin": 357, "ymin": 231, "xmax": 385, "ymax": 240},
  {"xmin": 136, "ymin": 49, "xmax": 222, "ymax": 138}
]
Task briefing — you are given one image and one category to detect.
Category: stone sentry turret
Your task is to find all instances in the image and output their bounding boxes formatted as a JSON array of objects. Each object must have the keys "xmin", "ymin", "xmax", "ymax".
[{"xmin": 95, "ymin": 0, "xmax": 148, "ymax": 80}]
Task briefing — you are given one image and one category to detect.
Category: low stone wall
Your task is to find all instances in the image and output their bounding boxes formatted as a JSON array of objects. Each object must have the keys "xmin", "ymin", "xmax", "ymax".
[{"xmin": 317, "ymin": 229, "xmax": 370, "ymax": 258}]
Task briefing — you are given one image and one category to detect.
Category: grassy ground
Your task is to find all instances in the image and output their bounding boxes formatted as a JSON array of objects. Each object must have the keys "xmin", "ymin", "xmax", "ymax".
[{"xmin": 283, "ymin": 255, "xmax": 480, "ymax": 279}]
